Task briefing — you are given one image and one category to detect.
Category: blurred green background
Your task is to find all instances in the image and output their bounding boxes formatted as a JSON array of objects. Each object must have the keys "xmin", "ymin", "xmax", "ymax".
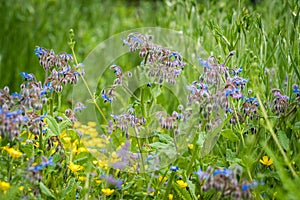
[{"xmin": 0, "ymin": 0, "xmax": 299, "ymax": 93}]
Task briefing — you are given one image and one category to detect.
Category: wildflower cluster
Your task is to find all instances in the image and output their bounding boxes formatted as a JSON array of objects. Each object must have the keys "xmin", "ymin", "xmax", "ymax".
[
  {"xmin": 108, "ymin": 109, "xmax": 146, "ymax": 138},
  {"xmin": 34, "ymin": 46, "xmax": 84, "ymax": 91},
  {"xmin": 0, "ymin": 47, "xmax": 85, "ymax": 140},
  {"xmin": 122, "ymin": 32, "xmax": 185, "ymax": 84},
  {"xmin": 195, "ymin": 166, "xmax": 257, "ymax": 199}
]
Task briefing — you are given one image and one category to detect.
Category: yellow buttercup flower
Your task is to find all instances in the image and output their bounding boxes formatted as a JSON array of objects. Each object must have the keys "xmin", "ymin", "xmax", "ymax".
[
  {"xmin": 188, "ymin": 144, "xmax": 194, "ymax": 150},
  {"xmin": 176, "ymin": 180, "xmax": 188, "ymax": 188},
  {"xmin": 72, "ymin": 147, "xmax": 88, "ymax": 155},
  {"xmin": 69, "ymin": 162, "xmax": 84, "ymax": 173},
  {"xmin": 4, "ymin": 147, "xmax": 22, "ymax": 159},
  {"xmin": 158, "ymin": 176, "xmax": 167, "ymax": 182},
  {"xmin": 0, "ymin": 181, "xmax": 10, "ymax": 191},
  {"xmin": 168, "ymin": 194, "xmax": 173, "ymax": 200},
  {"xmin": 102, "ymin": 188, "xmax": 114, "ymax": 196},
  {"xmin": 78, "ymin": 176, "xmax": 86, "ymax": 181},
  {"xmin": 260, "ymin": 156, "xmax": 273, "ymax": 166}
]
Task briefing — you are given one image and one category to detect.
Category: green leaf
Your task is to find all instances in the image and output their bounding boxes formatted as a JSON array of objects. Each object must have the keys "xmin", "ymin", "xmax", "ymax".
[
  {"xmin": 201, "ymin": 115, "xmax": 230, "ymax": 157},
  {"xmin": 226, "ymin": 149, "xmax": 241, "ymax": 164},
  {"xmin": 173, "ymin": 182, "xmax": 193, "ymax": 200},
  {"xmin": 46, "ymin": 115, "xmax": 60, "ymax": 136},
  {"xmin": 196, "ymin": 132, "xmax": 205, "ymax": 147},
  {"xmin": 221, "ymin": 129, "xmax": 239, "ymax": 142},
  {"xmin": 59, "ymin": 118, "xmax": 72, "ymax": 132},
  {"xmin": 155, "ymin": 133, "xmax": 173, "ymax": 143},
  {"xmin": 149, "ymin": 142, "xmax": 170, "ymax": 149},
  {"xmin": 39, "ymin": 182, "xmax": 56, "ymax": 199},
  {"xmin": 277, "ymin": 131, "xmax": 289, "ymax": 150},
  {"xmin": 186, "ymin": 179, "xmax": 197, "ymax": 200},
  {"xmin": 294, "ymin": 121, "xmax": 300, "ymax": 130},
  {"xmin": 151, "ymin": 85, "xmax": 161, "ymax": 98},
  {"xmin": 60, "ymin": 178, "xmax": 76, "ymax": 198},
  {"xmin": 122, "ymin": 181, "xmax": 134, "ymax": 190}
]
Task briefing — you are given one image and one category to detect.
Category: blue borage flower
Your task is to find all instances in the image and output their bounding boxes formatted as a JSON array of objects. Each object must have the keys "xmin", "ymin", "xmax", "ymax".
[
  {"xmin": 194, "ymin": 168, "xmax": 209, "ymax": 181},
  {"xmin": 242, "ymin": 180, "xmax": 258, "ymax": 191},
  {"xmin": 213, "ymin": 167, "xmax": 232, "ymax": 177},
  {"xmin": 28, "ymin": 156, "xmax": 55, "ymax": 172},
  {"xmin": 20, "ymin": 72, "xmax": 34, "ymax": 81},
  {"xmin": 168, "ymin": 52, "xmax": 185, "ymax": 68},
  {"xmin": 5, "ymin": 110, "xmax": 23, "ymax": 118},
  {"xmin": 110, "ymin": 65, "xmax": 122, "ymax": 76},
  {"xmin": 293, "ymin": 84, "xmax": 300, "ymax": 96},
  {"xmin": 11, "ymin": 92, "xmax": 21, "ymax": 99},
  {"xmin": 145, "ymin": 154, "xmax": 157, "ymax": 162},
  {"xmin": 34, "ymin": 46, "xmax": 48, "ymax": 57},
  {"xmin": 74, "ymin": 102, "xmax": 86, "ymax": 112},
  {"xmin": 225, "ymin": 88, "xmax": 243, "ymax": 99},
  {"xmin": 245, "ymin": 97, "xmax": 259, "ymax": 106},
  {"xmin": 28, "ymin": 157, "xmax": 55, "ymax": 172},
  {"xmin": 273, "ymin": 90, "xmax": 289, "ymax": 100},
  {"xmin": 40, "ymin": 82, "xmax": 52, "ymax": 96},
  {"xmin": 55, "ymin": 116, "xmax": 64, "ymax": 121},
  {"xmin": 230, "ymin": 66, "xmax": 243, "ymax": 76},
  {"xmin": 102, "ymin": 93, "xmax": 112, "ymax": 103},
  {"xmin": 33, "ymin": 113, "xmax": 47, "ymax": 123},
  {"xmin": 170, "ymin": 165, "xmax": 179, "ymax": 172},
  {"xmin": 198, "ymin": 56, "xmax": 211, "ymax": 69}
]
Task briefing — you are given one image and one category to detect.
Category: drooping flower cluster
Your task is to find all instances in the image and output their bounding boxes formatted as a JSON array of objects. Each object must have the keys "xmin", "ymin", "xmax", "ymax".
[
  {"xmin": 100, "ymin": 65, "xmax": 133, "ymax": 103},
  {"xmin": 109, "ymin": 108, "xmax": 146, "ymax": 138},
  {"xmin": 0, "ymin": 47, "xmax": 85, "ymax": 140},
  {"xmin": 34, "ymin": 46, "xmax": 84, "ymax": 92},
  {"xmin": 156, "ymin": 108, "xmax": 192, "ymax": 133},
  {"xmin": 122, "ymin": 32, "xmax": 185, "ymax": 84},
  {"xmin": 195, "ymin": 166, "xmax": 257, "ymax": 200},
  {"xmin": 271, "ymin": 88, "xmax": 289, "ymax": 115}
]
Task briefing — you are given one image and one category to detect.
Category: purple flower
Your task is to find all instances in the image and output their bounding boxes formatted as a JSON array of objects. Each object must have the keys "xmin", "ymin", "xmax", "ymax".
[
  {"xmin": 198, "ymin": 57, "xmax": 211, "ymax": 69},
  {"xmin": 194, "ymin": 168, "xmax": 209, "ymax": 181},
  {"xmin": 74, "ymin": 102, "xmax": 86, "ymax": 112},
  {"xmin": 101, "ymin": 174, "xmax": 123, "ymax": 189}
]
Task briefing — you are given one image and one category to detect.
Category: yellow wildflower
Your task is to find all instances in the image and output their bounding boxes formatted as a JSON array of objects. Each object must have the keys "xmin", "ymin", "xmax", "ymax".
[
  {"xmin": 159, "ymin": 176, "xmax": 167, "ymax": 182},
  {"xmin": 69, "ymin": 162, "xmax": 84, "ymax": 173},
  {"xmin": 95, "ymin": 179, "xmax": 102, "ymax": 184},
  {"xmin": 72, "ymin": 147, "xmax": 88, "ymax": 155},
  {"xmin": 88, "ymin": 121, "xmax": 97, "ymax": 127},
  {"xmin": 4, "ymin": 147, "xmax": 22, "ymax": 158},
  {"xmin": 34, "ymin": 142, "xmax": 39, "ymax": 148},
  {"xmin": 188, "ymin": 144, "xmax": 194, "ymax": 150},
  {"xmin": 176, "ymin": 180, "xmax": 188, "ymax": 188},
  {"xmin": 260, "ymin": 156, "xmax": 273, "ymax": 166},
  {"xmin": 169, "ymin": 194, "xmax": 173, "ymax": 200},
  {"xmin": 78, "ymin": 176, "xmax": 86, "ymax": 181},
  {"xmin": 0, "ymin": 181, "xmax": 10, "ymax": 191},
  {"xmin": 19, "ymin": 186, "xmax": 24, "ymax": 191},
  {"xmin": 102, "ymin": 188, "xmax": 114, "ymax": 196},
  {"xmin": 74, "ymin": 121, "xmax": 81, "ymax": 128},
  {"xmin": 63, "ymin": 137, "xmax": 71, "ymax": 143}
]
